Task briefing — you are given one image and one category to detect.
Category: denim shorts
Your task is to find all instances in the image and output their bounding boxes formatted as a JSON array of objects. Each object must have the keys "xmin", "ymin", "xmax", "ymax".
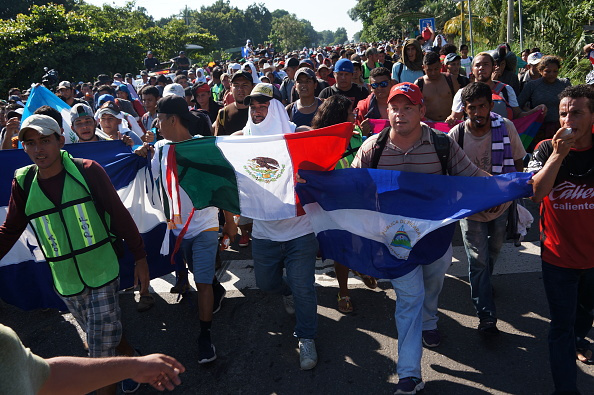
[{"xmin": 180, "ymin": 230, "xmax": 218, "ymax": 284}]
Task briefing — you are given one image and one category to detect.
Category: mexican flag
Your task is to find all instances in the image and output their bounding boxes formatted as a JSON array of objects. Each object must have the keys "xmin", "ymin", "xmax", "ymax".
[{"xmin": 161, "ymin": 123, "xmax": 353, "ymax": 222}]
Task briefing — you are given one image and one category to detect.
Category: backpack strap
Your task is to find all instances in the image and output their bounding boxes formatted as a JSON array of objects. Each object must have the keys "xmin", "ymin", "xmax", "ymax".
[
  {"xmin": 370, "ymin": 127, "xmax": 391, "ymax": 169},
  {"xmin": 451, "ymin": 122, "xmax": 465, "ymax": 149},
  {"xmin": 396, "ymin": 63, "xmax": 404, "ymax": 82},
  {"xmin": 431, "ymin": 129, "xmax": 451, "ymax": 175},
  {"xmin": 444, "ymin": 74, "xmax": 455, "ymax": 98},
  {"xmin": 416, "ymin": 77, "xmax": 424, "ymax": 91},
  {"xmin": 21, "ymin": 165, "xmax": 37, "ymax": 198}
]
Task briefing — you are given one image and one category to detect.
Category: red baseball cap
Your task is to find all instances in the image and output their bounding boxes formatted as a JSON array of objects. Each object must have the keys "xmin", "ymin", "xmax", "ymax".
[{"xmin": 387, "ymin": 82, "xmax": 424, "ymax": 105}]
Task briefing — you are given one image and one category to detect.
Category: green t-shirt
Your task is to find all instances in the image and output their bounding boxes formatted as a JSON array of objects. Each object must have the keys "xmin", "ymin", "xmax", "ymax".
[{"xmin": 0, "ymin": 324, "xmax": 50, "ymax": 395}]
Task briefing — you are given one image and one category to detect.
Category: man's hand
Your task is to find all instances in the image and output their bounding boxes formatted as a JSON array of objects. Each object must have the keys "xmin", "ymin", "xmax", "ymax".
[
  {"xmin": 552, "ymin": 127, "xmax": 575, "ymax": 158},
  {"xmin": 134, "ymin": 257, "xmax": 150, "ymax": 295},
  {"xmin": 360, "ymin": 119, "xmax": 371, "ymax": 136},
  {"xmin": 222, "ymin": 211, "xmax": 238, "ymax": 241},
  {"xmin": 130, "ymin": 354, "xmax": 185, "ymax": 392},
  {"xmin": 141, "ymin": 130, "xmax": 155, "ymax": 143},
  {"xmin": 295, "ymin": 173, "xmax": 306, "ymax": 184},
  {"xmin": 134, "ymin": 142, "xmax": 154, "ymax": 158}
]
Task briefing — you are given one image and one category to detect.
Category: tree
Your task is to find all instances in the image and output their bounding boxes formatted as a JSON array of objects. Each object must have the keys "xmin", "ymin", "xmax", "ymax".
[
  {"xmin": 244, "ymin": 3, "xmax": 272, "ymax": 46},
  {"xmin": 0, "ymin": 0, "xmax": 78, "ymax": 20},
  {"xmin": 333, "ymin": 27, "xmax": 348, "ymax": 44},
  {"xmin": 0, "ymin": 4, "xmax": 216, "ymax": 92},
  {"xmin": 268, "ymin": 13, "xmax": 308, "ymax": 52}
]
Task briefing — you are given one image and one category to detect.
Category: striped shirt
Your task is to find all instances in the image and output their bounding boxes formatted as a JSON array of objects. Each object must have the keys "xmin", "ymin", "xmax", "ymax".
[{"xmin": 351, "ymin": 125, "xmax": 482, "ymax": 177}]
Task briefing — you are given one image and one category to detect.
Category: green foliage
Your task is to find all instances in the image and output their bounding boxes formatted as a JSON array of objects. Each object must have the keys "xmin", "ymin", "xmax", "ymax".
[
  {"xmin": 0, "ymin": 0, "xmax": 78, "ymax": 20},
  {"xmin": 334, "ymin": 27, "xmax": 348, "ymax": 45},
  {"xmin": 0, "ymin": 3, "xmax": 216, "ymax": 92},
  {"xmin": 268, "ymin": 13, "xmax": 308, "ymax": 52}
]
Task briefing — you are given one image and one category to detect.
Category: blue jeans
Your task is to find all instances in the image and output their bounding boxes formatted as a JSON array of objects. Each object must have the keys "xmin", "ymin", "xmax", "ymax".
[
  {"xmin": 390, "ymin": 246, "xmax": 452, "ymax": 378},
  {"xmin": 542, "ymin": 261, "xmax": 594, "ymax": 393},
  {"xmin": 180, "ymin": 231, "xmax": 218, "ymax": 284},
  {"xmin": 459, "ymin": 209, "xmax": 508, "ymax": 320},
  {"xmin": 422, "ymin": 244, "xmax": 453, "ymax": 331},
  {"xmin": 252, "ymin": 233, "xmax": 319, "ymax": 339}
]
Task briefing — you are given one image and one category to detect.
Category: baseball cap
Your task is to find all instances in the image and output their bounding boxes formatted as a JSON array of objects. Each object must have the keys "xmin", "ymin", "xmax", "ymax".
[
  {"xmin": 57, "ymin": 81, "xmax": 72, "ymax": 90},
  {"xmin": 96, "ymin": 101, "xmax": 122, "ymax": 119},
  {"xmin": 444, "ymin": 53, "xmax": 461, "ymax": 64},
  {"xmin": 179, "ymin": 51, "xmax": 185, "ymax": 55},
  {"xmin": 6, "ymin": 107, "xmax": 24, "ymax": 119},
  {"xmin": 299, "ymin": 59, "xmax": 314, "ymax": 69},
  {"xmin": 113, "ymin": 73, "xmax": 122, "ymax": 79},
  {"xmin": 70, "ymin": 103, "xmax": 94, "ymax": 124},
  {"xmin": 295, "ymin": 67, "xmax": 317, "ymax": 81},
  {"xmin": 97, "ymin": 94, "xmax": 115, "ymax": 107},
  {"xmin": 18, "ymin": 114, "xmax": 62, "ymax": 141},
  {"xmin": 527, "ymin": 52, "xmax": 543, "ymax": 65},
  {"xmin": 334, "ymin": 59, "xmax": 354, "ymax": 73},
  {"xmin": 147, "ymin": 51, "xmax": 153, "ymax": 55},
  {"xmin": 230, "ymin": 71, "xmax": 253, "ymax": 83},
  {"xmin": 140, "ymin": 70, "xmax": 148, "ymax": 76},
  {"xmin": 243, "ymin": 83, "xmax": 281, "ymax": 105},
  {"xmin": 156, "ymin": 95, "xmax": 193, "ymax": 122},
  {"xmin": 387, "ymin": 82, "xmax": 424, "ymax": 105},
  {"xmin": 115, "ymin": 85, "xmax": 130, "ymax": 95},
  {"xmin": 162, "ymin": 83, "xmax": 185, "ymax": 98},
  {"xmin": 125, "ymin": 73, "xmax": 134, "ymax": 78},
  {"xmin": 284, "ymin": 58, "xmax": 299, "ymax": 69}
]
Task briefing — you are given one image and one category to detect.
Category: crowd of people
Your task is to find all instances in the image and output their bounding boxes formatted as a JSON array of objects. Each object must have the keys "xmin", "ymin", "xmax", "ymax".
[{"xmin": 1, "ymin": 35, "xmax": 594, "ymax": 395}]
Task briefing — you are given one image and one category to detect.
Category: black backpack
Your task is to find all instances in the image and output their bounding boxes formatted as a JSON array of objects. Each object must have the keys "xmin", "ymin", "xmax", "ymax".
[{"xmin": 370, "ymin": 127, "xmax": 451, "ymax": 175}]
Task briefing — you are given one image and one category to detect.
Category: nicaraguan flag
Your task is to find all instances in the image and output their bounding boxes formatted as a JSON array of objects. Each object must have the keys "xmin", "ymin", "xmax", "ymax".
[
  {"xmin": 23, "ymin": 85, "xmax": 78, "ymax": 144},
  {"xmin": 0, "ymin": 141, "xmax": 176, "ymax": 310},
  {"xmin": 296, "ymin": 169, "xmax": 533, "ymax": 279}
]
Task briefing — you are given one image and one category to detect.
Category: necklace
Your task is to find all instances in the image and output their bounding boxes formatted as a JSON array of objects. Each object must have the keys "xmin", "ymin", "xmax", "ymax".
[{"xmin": 299, "ymin": 99, "xmax": 317, "ymax": 108}]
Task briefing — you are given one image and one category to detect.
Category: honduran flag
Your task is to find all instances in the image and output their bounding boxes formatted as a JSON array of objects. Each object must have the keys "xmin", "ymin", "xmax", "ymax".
[
  {"xmin": 23, "ymin": 85, "xmax": 78, "ymax": 144},
  {"xmin": 296, "ymin": 169, "xmax": 533, "ymax": 279},
  {"xmin": 0, "ymin": 141, "xmax": 176, "ymax": 310},
  {"xmin": 163, "ymin": 123, "xmax": 353, "ymax": 222}
]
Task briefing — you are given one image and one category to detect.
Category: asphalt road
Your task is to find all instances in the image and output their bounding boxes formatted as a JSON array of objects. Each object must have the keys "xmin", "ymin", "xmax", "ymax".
[{"xmin": 2, "ymin": 199, "xmax": 593, "ymax": 394}]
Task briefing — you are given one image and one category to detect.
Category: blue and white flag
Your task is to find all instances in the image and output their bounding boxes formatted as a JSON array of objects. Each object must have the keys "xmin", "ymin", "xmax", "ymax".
[
  {"xmin": 0, "ymin": 141, "xmax": 177, "ymax": 310},
  {"xmin": 23, "ymin": 85, "xmax": 78, "ymax": 144},
  {"xmin": 296, "ymin": 169, "xmax": 533, "ymax": 279}
]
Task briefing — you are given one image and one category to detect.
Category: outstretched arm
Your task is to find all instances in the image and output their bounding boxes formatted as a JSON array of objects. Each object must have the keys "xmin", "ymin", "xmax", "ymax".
[{"xmin": 39, "ymin": 354, "xmax": 185, "ymax": 395}]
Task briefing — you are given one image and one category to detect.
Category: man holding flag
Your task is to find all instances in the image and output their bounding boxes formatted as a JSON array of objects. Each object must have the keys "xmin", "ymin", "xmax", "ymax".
[
  {"xmin": 351, "ymin": 82, "xmax": 488, "ymax": 394},
  {"xmin": 0, "ymin": 114, "xmax": 150, "ymax": 395}
]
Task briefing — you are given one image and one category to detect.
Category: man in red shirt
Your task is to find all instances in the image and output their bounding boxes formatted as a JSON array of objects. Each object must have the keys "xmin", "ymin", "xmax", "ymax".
[{"xmin": 528, "ymin": 84, "xmax": 594, "ymax": 394}]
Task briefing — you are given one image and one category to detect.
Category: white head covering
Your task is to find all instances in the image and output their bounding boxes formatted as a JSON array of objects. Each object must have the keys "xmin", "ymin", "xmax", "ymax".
[
  {"xmin": 242, "ymin": 98, "xmax": 295, "ymax": 136},
  {"xmin": 243, "ymin": 62, "xmax": 261, "ymax": 84},
  {"xmin": 195, "ymin": 68, "xmax": 207, "ymax": 83}
]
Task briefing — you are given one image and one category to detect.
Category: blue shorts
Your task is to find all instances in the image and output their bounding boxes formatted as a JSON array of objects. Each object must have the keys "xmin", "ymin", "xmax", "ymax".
[{"xmin": 180, "ymin": 230, "xmax": 218, "ymax": 284}]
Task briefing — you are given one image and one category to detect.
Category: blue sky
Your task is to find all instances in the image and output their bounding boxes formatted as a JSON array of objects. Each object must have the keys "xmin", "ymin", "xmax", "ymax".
[{"xmin": 86, "ymin": 0, "xmax": 363, "ymax": 40}]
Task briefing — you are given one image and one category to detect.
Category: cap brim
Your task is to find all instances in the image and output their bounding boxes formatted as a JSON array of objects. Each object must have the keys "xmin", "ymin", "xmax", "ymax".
[
  {"xmin": 18, "ymin": 126, "xmax": 56, "ymax": 141},
  {"xmin": 243, "ymin": 94, "xmax": 272, "ymax": 106}
]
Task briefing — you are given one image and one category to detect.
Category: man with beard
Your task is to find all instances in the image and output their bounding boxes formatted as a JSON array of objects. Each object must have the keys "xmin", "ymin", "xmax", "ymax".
[{"xmin": 448, "ymin": 82, "xmax": 526, "ymax": 335}]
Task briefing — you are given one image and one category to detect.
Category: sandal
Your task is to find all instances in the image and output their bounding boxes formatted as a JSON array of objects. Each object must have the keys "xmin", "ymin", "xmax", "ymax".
[
  {"xmin": 576, "ymin": 345, "xmax": 594, "ymax": 365},
  {"xmin": 352, "ymin": 270, "xmax": 378, "ymax": 289},
  {"xmin": 137, "ymin": 294, "xmax": 155, "ymax": 312},
  {"xmin": 170, "ymin": 280, "xmax": 190, "ymax": 294},
  {"xmin": 337, "ymin": 292, "xmax": 353, "ymax": 314}
]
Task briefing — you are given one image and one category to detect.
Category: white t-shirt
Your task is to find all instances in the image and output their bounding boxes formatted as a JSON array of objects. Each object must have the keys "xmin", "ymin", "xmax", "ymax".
[
  {"xmin": 151, "ymin": 139, "xmax": 219, "ymax": 238},
  {"xmin": 451, "ymin": 83, "xmax": 518, "ymax": 114}
]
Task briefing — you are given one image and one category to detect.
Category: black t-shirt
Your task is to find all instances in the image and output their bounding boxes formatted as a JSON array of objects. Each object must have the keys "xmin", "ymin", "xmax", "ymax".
[
  {"xmin": 318, "ymin": 84, "xmax": 369, "ymax": 107},
  {"xmin": 215, "ymin": 104, "xmax": 249, "ymax": 136},
  {"xmin": 144, "ymin": 57, "xmax": 159, "ymax": 71}
]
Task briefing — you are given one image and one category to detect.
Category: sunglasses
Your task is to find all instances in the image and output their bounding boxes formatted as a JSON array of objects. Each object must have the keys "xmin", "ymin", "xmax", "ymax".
[{"xmin": 370, "ymin": 81, "xmax": 390, "ymax": 89}]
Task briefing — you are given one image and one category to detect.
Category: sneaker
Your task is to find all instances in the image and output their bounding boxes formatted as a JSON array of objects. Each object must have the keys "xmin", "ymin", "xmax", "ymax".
[
  {"xmin": 394, "ymin": 377, "xmax": 424, "ymax": 394},
  {"xmin": 422, "ymin": 329, "xmax": 440, "ymax": 348},
  {"xmin": 238, "ymin": 232, "xmax": 250, "ymax": 247},
  {"xmin": 213, "ymin": 281, "xmax": 226, "ymax": 314},
  {"xmin": 121, "ymin": 378, "xmax": 140, "ymax": 393},
  {"xmin": 283, "ymin": 294, "xmax": 295, "ymax": 315},
  {"xmin": 298, "ymin": 338, "xmax": 318, "ymax": 370},
  {"xmin": 198, "ymin": 339, "xmax": 217, "ymax": 364},
  {"xmin": 478, "ymin": 317, "xmax": 500, "ymax": 335}
]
